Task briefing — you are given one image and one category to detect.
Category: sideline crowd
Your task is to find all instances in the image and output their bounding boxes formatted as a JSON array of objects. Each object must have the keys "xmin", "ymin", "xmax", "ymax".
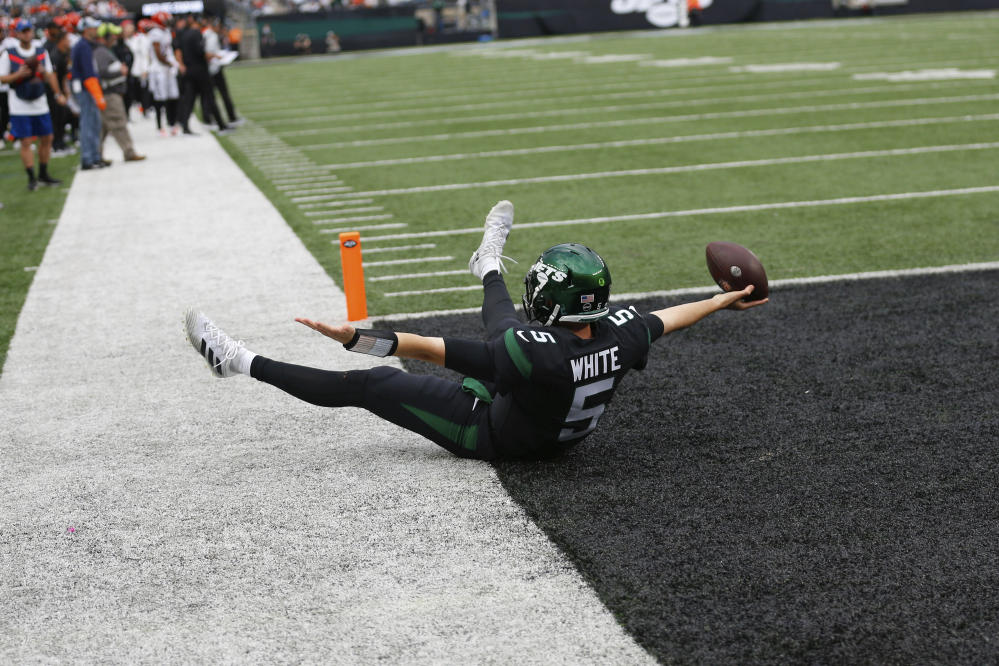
[{"xmin": 1, "ymin": 6, "xmax": 243, "ymax": 195}]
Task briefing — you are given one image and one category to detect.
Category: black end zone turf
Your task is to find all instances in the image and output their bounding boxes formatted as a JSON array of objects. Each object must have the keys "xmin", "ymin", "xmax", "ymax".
[{"xmin": 387, "ymin": 270, "xmax": 999, "ymax": 663}]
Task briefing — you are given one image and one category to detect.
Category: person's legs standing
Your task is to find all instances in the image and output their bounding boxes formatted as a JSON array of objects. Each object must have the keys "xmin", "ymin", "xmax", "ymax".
[
  {"xmin": 211, "ymin": 70, "xmax": 238, "ymax": 124},
  {"xmin": 75, "ymin": 90, "xmax": 101, "ymax": 168}
]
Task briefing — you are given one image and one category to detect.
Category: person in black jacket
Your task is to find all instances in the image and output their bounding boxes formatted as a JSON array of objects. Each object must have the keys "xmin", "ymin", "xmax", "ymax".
[{"xmin": 177, "ymin": 15, "xmax": 229, "ymax": 134}]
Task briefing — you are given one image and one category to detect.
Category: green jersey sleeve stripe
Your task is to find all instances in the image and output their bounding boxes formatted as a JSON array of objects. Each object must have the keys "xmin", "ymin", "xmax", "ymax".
[{"xmin": 503, "ymin": 328, "xmax": 533, "ymax": 379}]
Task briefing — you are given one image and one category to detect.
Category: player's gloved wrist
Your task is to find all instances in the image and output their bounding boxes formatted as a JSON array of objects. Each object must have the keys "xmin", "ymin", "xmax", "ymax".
[{"xmin": 343, "ymin": 329, "xmax": 398, "ymax": 357}]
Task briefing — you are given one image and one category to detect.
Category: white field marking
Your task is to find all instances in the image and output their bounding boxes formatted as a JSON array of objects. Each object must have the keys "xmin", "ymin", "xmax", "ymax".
[
  {"xmin": 362, "ymin": 185, "xmax": 999, "ymax": 243},
  {"xmin": 363, "ymin": 255, "xmax": 453, "ymax": 267},
  {"xmin": 367, "ymin": 269, "xmax": 468, "ymax": 282},
  {"xmin": 312, "ymin": 214, "xmax": 394, "ymax": 225},
  {"xmin": 305, "ymin": 206, "xmax": 383, "ymax": 217},
  {"xmin": 294, "ymin": 92, "xmax": 999, "ymax": 149},
  {"xmin": 313, "ymin": 143, "xmax": 999, "ymax": 200},
  {"xmin": 297, "ymin": 198, "xmax": 375, "ymax": 209},
  {"xmin": 528, "ymin": 50, "xmax": 592, "ymax": 60},
  {"xmin": 274, "ymin": 176, "xmax": 344, "ymax": 186},
  {"xmin": 373, "ymin": 262, "xmax": 999, "ymax": 320},
  {"xmin": 578, "ymin": 54, "xmax": 651, "ymax": 64},
  {"xmin": 261, "ymin": 77, "xmax": 929, "ymax": 126},
  {"xmin": 277, "ymin": 181, "xmax": 343, "ymax": 191},
  {"xmin": 317, "ymin": 114, "xmax": 999, "ymax": 170},
  {"xmin": 854, "ymin": 68, "xmax": 996, "ymax": 81},
  {"xmin": 362, "ymin": 243, "xmax": 437, "ymax": 254},
  {"xmin": 386, "ymin": 285, "xmax": 482, "ymax": 297},
  {"xmin": 281, "ymin": 186, "xmax": 350, "ymax": 196},
  {"xmin": 290, "ymin": 189, "xmax": 356, "ymax": 203},
  {"xmin": 23, "ymin": 266, "xmax": 38, "ymax": 272},
  {"xmin": 730, "ymin": 62, "xmax": 842, "ymax": 73},
  {"xmin": 262, "ymin": 165, "xmax": 335, "ymax": 174},
  {"xmin": 640, "ymin": 56, "xmax": 735, "ymax": 67},
  {"xmin": 318, "ymin": 222, "xmax": 408, "ymax": 235},
  {"xmin": 247, "ymin": 48, "xmax": 998, "ymax": 118}
]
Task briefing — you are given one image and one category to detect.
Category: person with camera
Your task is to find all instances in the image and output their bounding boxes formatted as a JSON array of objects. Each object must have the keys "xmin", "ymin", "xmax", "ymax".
[{"xmin": 0, "ymin": 18, "xmax": 64, "ymax": 190}]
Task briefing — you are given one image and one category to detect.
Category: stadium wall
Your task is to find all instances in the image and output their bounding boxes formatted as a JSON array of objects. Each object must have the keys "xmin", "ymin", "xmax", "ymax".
[{"xmin": 496, "ymin": 0, "xmax": 999, "ymax": 36}]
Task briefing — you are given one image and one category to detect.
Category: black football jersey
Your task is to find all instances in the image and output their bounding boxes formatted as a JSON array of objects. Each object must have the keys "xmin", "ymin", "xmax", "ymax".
[{"xmin": 477, "ymin": 305, "xmax": 663, "ymax": 456}]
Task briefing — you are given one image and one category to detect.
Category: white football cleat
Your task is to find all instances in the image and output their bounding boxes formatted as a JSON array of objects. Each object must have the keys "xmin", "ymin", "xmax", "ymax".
[
  {"xmin": 184, "ymin": 308, "xmax": 247, "ymax": 378},
  {"xmin": 468, "ymin": 199, "xmax": 516, "ymax": 280}
]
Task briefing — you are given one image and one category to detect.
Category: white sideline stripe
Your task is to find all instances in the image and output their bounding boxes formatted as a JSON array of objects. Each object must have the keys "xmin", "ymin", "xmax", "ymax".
[
  {"xmin": 297, "ymin": 93, "xmax": 999, "ymax": 149},
  {"xmin": 282, "ymin": 186, "xmax": 349, "ymax": 196},
  {"xmin": 374, "ymin": 263, "xmax": 999, "ymax": 320},
  {"xmin": 315, "ymin": 142, "xmax": 999, "ymax": 199},
  {"xmin": 855, "ymin": 68, "xmax": 996, "ymax": 81},
  {"xmin": 362, "ymin": 186, "xmax": 999, "ymax": 242},
  {"xmin": 318, "ymin": 114, "xmax": 999, "ymax": 169},
  {"xmin": 275, "ymin": 179, "xmax": 343, "ymax": 188},
  {"xmin": 386, "ymin": 285, "xmax": 482, "ymax": 297},
  {"xmin": 319, "ymin": 222, "xmax": 408, "ymax": 234},
  {"xmin": 368, "ymin": 269, "xmax": 468, "ymax": 282},
  {"xmin": 312, "ymin": 214, "xmax": 394, "ymax": 225},
  {"xmin": 640, "ymin": 56, "xmax": 734, "ymax": 67},
  {"xmin": 730, "ymin": 62, "xmax": 842, "ymax": 72},
  {"xmin": 267, "ymin": 82, "xmax": 998, "ymax": 133},
  {"xmin": 290, "ymin": 189, "xmax": 356, "ymax": 202},
  {"xmin": 362, "ymin": 243, "xmax": 437, "ymax": 254},
  {"xmin": 298, "ymin": 198, "xmax": 374, "ymax": 209},
  {"xmin": 273, "ymin": 175, "xmax": 344, "ymax": 185},
  {"xmin": 305, "ymin": 206, "xmax": 383, "ymax": 216},
  {"xmin": 364, "ymin": 255, "xmax": 453, "ymax": 267}
]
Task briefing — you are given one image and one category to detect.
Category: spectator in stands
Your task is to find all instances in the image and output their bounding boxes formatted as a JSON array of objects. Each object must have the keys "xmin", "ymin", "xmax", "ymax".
[
  {"xmin": 0, "ymin": 18, "xmax": 64, "ymax": 189},
  {"xmin": 259, "ymin": 23, "xmax": 274, "ymax": 58},
  {"xmin": 293, "ymin": 32, "xmax": 311, "ymax": 55},
  {"xmin": 325, "ymin": 30, "xmax": 340, "ymax": 53},
  {"xmin": 203, "ymin": 17, "xmax": 241, "ymax": 127},
  {"xmin": 71, "ymin": 16, "xmax": 107, "ymax": 169},
  {"xmin": 178, "ymin": 15, "xmax": 230, "ymax": 134},
  {"xmin": 94, "ymin": 22, "xmax": 143, "ymax": 162}
]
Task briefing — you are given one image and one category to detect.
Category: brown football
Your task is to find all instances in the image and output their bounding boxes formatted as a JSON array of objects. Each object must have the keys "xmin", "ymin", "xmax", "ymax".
[
  {"xmin": 705, "ymin": 241, "xmax": 769, "ymax": 301},
  {"xmin": 25, "ymin": 55, "xmax": 39, "ymax": 72}
]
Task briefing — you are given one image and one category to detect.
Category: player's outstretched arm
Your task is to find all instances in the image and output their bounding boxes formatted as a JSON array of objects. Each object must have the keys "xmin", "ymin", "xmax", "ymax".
[
  {"xmin": 295, "ymin": 318, "xmax": 446, "ymax": 366},
  {"xmin": 651, "ymin": 285, "xmax": 768, "ymax": 336}
]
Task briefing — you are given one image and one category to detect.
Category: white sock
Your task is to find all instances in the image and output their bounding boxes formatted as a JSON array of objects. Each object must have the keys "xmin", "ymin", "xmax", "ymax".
[{"xmin": 232, "ymin": 348, "xmax": 257, "ymax": 376}]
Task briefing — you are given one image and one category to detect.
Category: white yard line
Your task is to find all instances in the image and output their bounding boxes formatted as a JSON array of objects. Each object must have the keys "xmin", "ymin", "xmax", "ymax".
[
  {"xmin": 317, "ymin": 113, "xmax": 999, "ymax": 169},
  {"xmin": 312, "ymin": 142, "xmax": 999, "ymax": 200},
  {"xmin": 364, "ymin": 255, "xmax": 454, "ymax": 267},
  {"xmin": 368, "ymin": 269, "xmax": 469, "ymax": 282},
  {"xmin": 0, "ymin": 116, "xmax": 653, "ymax": 663},
  {"xmin": 297, "ymin": 198, "xmax": 375, "ymax": 209},
  {"xmin": 305, "ymin": 206, "xmax": 383, "ymax": 217},
  {"xmin": 374, "ymin": 262, "xmax": 999, "ymax": 320},
  {"xmin": 312, "ymin": 214, "xmax": 394, "ymax": 225},
  {"xmin": 386, "ymin": 285, "xmax": 482, "ymax": 297},
  {"xmin": 292, "ymin": 93, "xmax": 999, "ymax": 149},
  {"xmin": 363, "ymin": 185, "xmax": 999, "ymax": 242},
  {"xmin": 317, "ymin": 222, "xmax": 408, "ymax": 234},
  {"xmin": 362, "ymin": 243, "xmax": 437, "ymax": 254}
]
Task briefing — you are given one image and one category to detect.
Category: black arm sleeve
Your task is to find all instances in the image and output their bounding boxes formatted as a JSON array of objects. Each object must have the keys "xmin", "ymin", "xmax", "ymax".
[
  {"xmin": 443, "ymin": 337, "xmax": 496, "ymax": 380},
  {"xmin": 644, "ymin": 312, "xmax": 665, "ymax": 342}
]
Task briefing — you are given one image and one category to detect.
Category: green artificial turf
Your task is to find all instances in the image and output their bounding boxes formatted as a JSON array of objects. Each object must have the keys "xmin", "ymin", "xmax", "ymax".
[
  {"xmin": 219, "ymin": 12, "xmax": 999, "ymax": 318},
  {"xmin": 0, "ymin": 149, "xmax": 76, "ymax": 373}
]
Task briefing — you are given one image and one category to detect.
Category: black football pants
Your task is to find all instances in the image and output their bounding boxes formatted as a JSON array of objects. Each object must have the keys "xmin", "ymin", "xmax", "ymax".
[{"xmin": 250, "ymin": 272, "xmax": 515, "ymax": 459}]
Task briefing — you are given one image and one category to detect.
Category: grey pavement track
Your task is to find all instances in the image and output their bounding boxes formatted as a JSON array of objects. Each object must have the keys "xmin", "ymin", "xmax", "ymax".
[{"xmin": 0, "ymin": 117, "xmax": 653, "ymax": 664}]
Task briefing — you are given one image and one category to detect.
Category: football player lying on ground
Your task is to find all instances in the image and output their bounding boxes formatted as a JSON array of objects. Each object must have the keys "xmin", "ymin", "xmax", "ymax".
[{"xmin": 185, "ymin": 200, "xmax": 767, "ymax": 460}]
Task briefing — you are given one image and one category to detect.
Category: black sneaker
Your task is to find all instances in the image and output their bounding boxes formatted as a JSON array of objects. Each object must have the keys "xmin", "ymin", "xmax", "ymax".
[
  {"xmin": 39, "ymin": 175, "xmax": 62, "ymax": 187},
  {"xmin": 100, "ymin": 159, "xmax": 112, "ymax": 167},
  {"xmin": 27, "ymin": 179, "xmax": 39, "ymax": 191},
  {"xmin": 81, "ymin": 162, "xmax": 105, "ymax": 170}
]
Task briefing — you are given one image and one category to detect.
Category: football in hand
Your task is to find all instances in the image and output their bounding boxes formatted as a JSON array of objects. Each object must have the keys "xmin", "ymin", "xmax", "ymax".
[
  {"xmin": 24, "ymin": 55, "xmax": 39, "ymax": 73},
  {"xmin": 705, "ymin": 241, "xmax": 769, "ymax": 301}
]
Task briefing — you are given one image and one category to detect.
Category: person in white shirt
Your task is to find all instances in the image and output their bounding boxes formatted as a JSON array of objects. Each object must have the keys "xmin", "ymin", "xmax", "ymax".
[
  {"xmin": 203, "ymin": 17, "xmax": 241, "ymax": 127},
  {"xmin": 146, "ymin": 11, "xmax": 179, "ymax": 135},
  {"xmin": 0, "ymin": 18, "xmax": 65, "ymax": 190}
]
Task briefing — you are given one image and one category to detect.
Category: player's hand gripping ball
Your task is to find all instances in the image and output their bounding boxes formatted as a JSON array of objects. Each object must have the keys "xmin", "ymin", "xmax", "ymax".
[
  {"xmin": 25, "ymin": 55, "xmax": 39, "ymax": 73},
  {"xmin": 706, "ymin": 241, "xmax": 768, "ymax": 301}
]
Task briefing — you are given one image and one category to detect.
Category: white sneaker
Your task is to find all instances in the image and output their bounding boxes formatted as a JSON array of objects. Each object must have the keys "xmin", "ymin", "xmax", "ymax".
[
  {"xmin": 184, "ymin": 309, "xmax": 249, "ymax": 378},
  {"xmin": 468, "ymin": 199, "xmax": 516, "ymax": 279}
]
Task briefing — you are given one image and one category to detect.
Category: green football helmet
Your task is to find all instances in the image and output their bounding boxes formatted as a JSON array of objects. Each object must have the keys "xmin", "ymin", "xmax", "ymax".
[{"xmin": 522, "ymin": 243, "xmax": 611, "ymax": 325}]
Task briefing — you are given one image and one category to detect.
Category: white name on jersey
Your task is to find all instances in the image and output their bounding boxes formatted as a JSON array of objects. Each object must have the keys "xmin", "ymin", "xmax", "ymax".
[{"xmin": 570, "ymin": 346, "xmax": 621, "ymax": 382}]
